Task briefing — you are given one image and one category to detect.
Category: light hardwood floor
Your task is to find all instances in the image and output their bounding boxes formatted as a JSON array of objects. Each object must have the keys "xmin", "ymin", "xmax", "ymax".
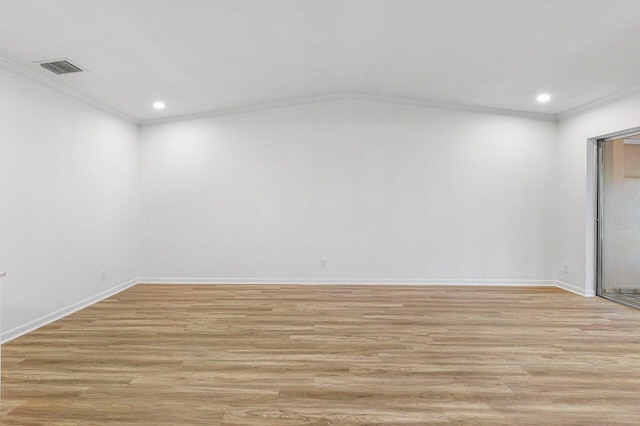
[{"xmin": 2, "ymin": 285, "xmax": 640, "ymax": 425}]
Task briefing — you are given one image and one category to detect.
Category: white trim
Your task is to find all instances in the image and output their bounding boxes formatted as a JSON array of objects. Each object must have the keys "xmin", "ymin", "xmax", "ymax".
[
  {"xmin": 0, "ymin": 53, "xmax": 563, "ymax": 126},
  {"xmin": 556, "ymin": 280, "xmax": 595, "ymax": 297},
  {"xmin": 558, "ymin": 82, "xmax": 640, "ymax": 120},
  {"xmin": 5, "ymin": 48, "xmax": 640, "ymax": 126},
  {"xmin": 0, "ymin": 56, "xmax": 139, "ymax": 125},
  {"xmin": 585, "ymin": 137, "xmax": 599, "ymax": 301},
  {"xmin": 347, "ymin": 93, "xmax": 556, "ymax": 121},
  {"xmin": 140, "ymin": 277, "xmax": 593, "ymax": 297},
  {"xmin": 0, "ymin": 278, "xmax": 597, "ymax": 343},
  {"xmin": 599, "ymin": 127, "xmax": 640, "ymax": 142},
  {"xmin": 140, "ymin": 92, "xmax": 556, "ymax": 127},
  {"xmin": 140, "ymin": 93, "xmax": 350, "ymax": 126},
  {"xmin": 1, "ymin": 278, "xmax": 138, "ymax": 344},
  {"xmin": 139, "ymin": 277, "xmax": 557, "ymax": 286}
]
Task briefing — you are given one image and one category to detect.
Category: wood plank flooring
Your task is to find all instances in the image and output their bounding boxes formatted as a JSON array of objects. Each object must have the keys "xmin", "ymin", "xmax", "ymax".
[{"xmin": 2, "ymin": 284, "xmax": 640, "ymax": 425}]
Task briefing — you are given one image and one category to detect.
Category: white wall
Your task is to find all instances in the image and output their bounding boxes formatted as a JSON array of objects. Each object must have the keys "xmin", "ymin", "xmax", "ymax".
[
  {"xmin": 7, "ymin": 59, "xmax": 629, "ymax": 340},
  {"xmin": 140, "ymin": 99, "xmax": 557, "ymax": 284},
  {"xmin": 1, "ymin": 51, "xmax": 639, "ymax": 342},
  {"xmin": 0, "ymin": 65, "xmax": 139, "ymax": 339},
  {"xmin": 557, "ymin": 90, "xmax": 640, "ymax": 296}
]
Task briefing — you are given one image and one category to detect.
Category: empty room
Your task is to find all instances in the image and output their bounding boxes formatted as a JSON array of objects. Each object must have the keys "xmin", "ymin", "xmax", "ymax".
[{"xmin": 2, "ymin": 0, "xmax": 640, "ymax": 424}]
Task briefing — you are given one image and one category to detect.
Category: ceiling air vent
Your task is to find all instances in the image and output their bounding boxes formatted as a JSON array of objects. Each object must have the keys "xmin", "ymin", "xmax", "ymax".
[{"xmin": 37, "ymin": 59, "xmax": 85, "ymax": 75}]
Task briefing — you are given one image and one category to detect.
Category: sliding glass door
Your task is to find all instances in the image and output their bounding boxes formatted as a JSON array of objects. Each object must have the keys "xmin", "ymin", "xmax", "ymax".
[{"xmin": 597, "ymin": 135, "xmax": 640, "ymax": 308}]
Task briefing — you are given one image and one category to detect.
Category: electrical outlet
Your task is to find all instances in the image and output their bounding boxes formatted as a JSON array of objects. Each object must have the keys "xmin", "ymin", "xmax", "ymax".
[
  {"xmin": 320, "ymin": 258, "xmax": 327, "ymax": 268},
  {"xmin": 563, "ymin": 263, "xmax": 569, "ymax": 273},
  {"xmin": 100, "ymin": 270, "xmax": 107, "ymax": 281}
]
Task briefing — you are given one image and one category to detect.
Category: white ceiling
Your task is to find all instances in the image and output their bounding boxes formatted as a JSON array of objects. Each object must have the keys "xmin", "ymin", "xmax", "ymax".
[{"xmin": 1, "ymin": 0, "xmax": 640, "ymax": 121}]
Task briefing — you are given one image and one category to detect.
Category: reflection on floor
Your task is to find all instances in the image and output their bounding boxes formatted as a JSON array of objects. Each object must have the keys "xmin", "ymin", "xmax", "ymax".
[{"xmin": 603, "ymin": 289, "xmax": 640, "ymax": 308}]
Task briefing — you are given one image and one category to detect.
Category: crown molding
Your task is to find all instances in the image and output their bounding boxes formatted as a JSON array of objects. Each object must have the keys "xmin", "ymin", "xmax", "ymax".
[
  {"xmin": 16, "ymin": 48, "xmax": 639, "ymax": 126},
  {"xmin": 139, "ymin": 93, "xmax": 351, "ymax": 126},
  {"xmin": 0, "ymin": 56, "xmax": 139, "ymax": 125},
  {"xmin": 558, "ymin": 82, "xmax": 640, "ymax": 121},
  {"xmin": 140, "ymin": 92, "xmax": 557, "ymax": 126},
  {"xmin": 347, "ymin": 93, "xmax": 557, "ymax": 121}
]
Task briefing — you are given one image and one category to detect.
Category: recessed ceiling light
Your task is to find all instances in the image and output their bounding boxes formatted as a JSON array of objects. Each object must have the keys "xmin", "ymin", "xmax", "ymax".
[
  {"xmin": 153, "ymin": 101, "xmax": 165, "ymax": 109},
  {"xmin": 536, "ymin": 93, "xmax": 551, "ymax": 103}
]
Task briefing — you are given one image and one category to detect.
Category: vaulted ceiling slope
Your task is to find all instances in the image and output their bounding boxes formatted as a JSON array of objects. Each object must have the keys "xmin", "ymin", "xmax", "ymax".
[{"xmin": 1, "ymin": 0, "xmax": 640, "ymax": 122}]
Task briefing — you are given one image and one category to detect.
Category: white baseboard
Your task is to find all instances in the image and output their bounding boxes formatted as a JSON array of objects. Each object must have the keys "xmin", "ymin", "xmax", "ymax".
[
  {"xmin": 556, "ymin": 280, "xmax": 595, "ymax": 297},
  {"xmin": 139, "ymin": 277, "xmax": 557, "ymax": 286},
  {"xmin": 140, "ymin": 277, "xmax": 598, "ymax": 297},
  {"xmin": 1, "ymin": 278, "xmax": 139, "ymax": 344},
  {"xmin": 1, "ymin": 277, "xmax": 597, "ymax": 343}
]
